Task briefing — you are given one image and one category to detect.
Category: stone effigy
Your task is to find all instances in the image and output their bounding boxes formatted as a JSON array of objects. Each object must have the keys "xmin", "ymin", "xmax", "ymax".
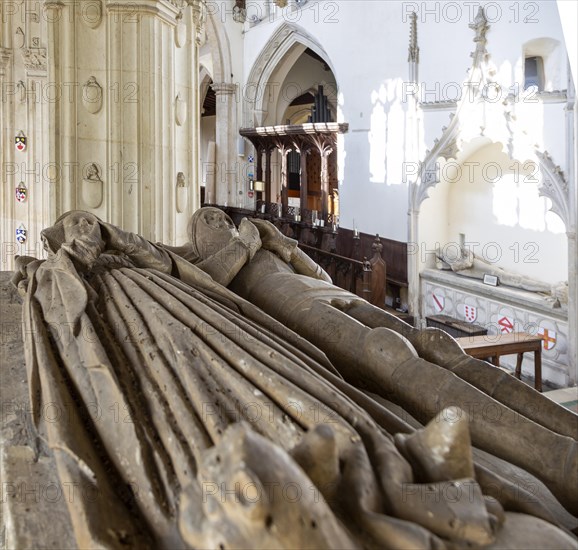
[
  {"xmin": 10, "ymin": 209, "xmax": 578, "ymax": 549},
  {"xmin": 435, "ymin": 245, "xmax": 568, "ymax": 305}
]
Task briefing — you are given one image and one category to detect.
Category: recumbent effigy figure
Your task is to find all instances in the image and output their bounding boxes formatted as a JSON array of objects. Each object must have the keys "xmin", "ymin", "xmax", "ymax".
[
  {"xmin": 12, "ymin": 208, "xmax": 578, "ymax": 549},
  {"xmin": 435, "ymin": 245, "xmax": 569, "ymax": 305}
]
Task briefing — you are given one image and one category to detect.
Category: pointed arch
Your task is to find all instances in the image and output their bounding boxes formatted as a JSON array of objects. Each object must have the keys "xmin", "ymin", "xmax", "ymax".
[
  {"xmin": 204, "ymin": 9, "xmax": 233, "ymax": 84},
  {"xmin": 243, "ymin": 23, "xmax": 337, "ymax": 127},
  {"xmin": 409, "ymin": 8, "xmax": 571, "ymax": 229},
  {"xmin": 410, "ymin": 107, "xmax": 571, "ymax": 230}
]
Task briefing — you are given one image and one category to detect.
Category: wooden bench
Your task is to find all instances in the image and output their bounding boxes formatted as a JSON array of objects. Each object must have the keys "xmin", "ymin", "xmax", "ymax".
[
  {"xmin": 426, "ymin": 314, "xmax": 487, "ymax": 338},
  {"xmin": 455, "ymin": 332, "xmax": 543, "ymax": 392}
]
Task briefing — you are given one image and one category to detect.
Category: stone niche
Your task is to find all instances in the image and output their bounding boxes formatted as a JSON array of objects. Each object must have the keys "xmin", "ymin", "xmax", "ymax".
[{"xmin": 421, "ymin": 269, "xmax": 569, "ymax": 387}]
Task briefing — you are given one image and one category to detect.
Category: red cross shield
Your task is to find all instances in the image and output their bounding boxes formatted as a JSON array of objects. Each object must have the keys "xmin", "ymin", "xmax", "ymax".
[{"xmin": 538, "ymin": 327, "xmax": 557, "ymax": 351}]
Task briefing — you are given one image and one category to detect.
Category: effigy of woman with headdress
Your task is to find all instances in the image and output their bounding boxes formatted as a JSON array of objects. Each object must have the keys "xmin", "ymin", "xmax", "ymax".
[{"xmin": 13, "ymin": 208, "xmax": 578, "ymax": 549}]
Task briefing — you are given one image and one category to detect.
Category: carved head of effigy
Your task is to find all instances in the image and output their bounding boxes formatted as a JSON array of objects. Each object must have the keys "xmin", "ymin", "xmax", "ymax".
[
  {"xmin": 188, "ymin": 207, "xmax": 238, "ymax": 260},
  {"xmin": 41, "ymin": 210, "xmax": 105, "ymax": 270}
]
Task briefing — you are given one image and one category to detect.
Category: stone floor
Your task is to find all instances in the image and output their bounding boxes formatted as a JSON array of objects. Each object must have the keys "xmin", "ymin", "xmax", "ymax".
[{"xmin": 543, "ymin": 386, "xmax": 578, "ymax": 413}]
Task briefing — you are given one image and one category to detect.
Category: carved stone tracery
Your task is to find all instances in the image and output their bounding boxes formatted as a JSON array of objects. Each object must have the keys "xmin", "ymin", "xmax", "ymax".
[
  {"xmin": 408, "ymin": 12, "xmax": 419, "ymax": 63},
  {"xmin": 22, "ymin": 48, "xmax": 47, "ymax": 72},
  {"xmin": 412, "ymin": 6, "xmax": 570, "ymax": 224},
  {"xmin": 0, "ymin": 48, "xmax": 13, "ymax": 74},
  {"xmin": 535, "ymin": 150, "xmax": 571, "ymax": 227},
  {"xmin": 408, "ymin": 7, "xmax": 574, "ymax": 375}
]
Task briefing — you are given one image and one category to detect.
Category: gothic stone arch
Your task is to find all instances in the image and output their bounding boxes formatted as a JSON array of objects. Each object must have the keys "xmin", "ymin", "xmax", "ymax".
[{"xmin": 243, "ymin": 23, "xmax": 338, "ymax": 128}]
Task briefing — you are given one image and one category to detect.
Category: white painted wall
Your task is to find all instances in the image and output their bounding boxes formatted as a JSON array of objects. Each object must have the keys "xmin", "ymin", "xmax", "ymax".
[
  {"xmin": 241, "ymin": 0, "xmax": 570, "ymax": 244},
  {"xmin": 446, "ymin": 143, "xmax": 567, "ymax": 284},
  {"xmin": 418, "ymin": 174, "xmax": 451, "ymax": 269}
]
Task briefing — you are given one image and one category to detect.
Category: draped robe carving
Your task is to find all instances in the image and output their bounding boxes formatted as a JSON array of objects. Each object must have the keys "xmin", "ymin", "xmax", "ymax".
[{"xmin": 13, "ymin": 210, "xmax": 578, "ymax": 549}]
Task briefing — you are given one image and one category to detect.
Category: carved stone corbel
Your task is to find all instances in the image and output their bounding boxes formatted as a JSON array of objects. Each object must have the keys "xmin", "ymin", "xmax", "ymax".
[
  {"xmin": 189, "ymin": 0, "xmax": 207, "ymax": 46},
  {"xmin": 82, "ymin": 163, "xmax": 104, "ymax": 208},
  {"xmin": 175, "ymin": 11, "xmax": 187, "ymax": 47},
  {"xmin": 82, "ymin": 77, "xmax": 103, "ymax": 114},
  {"xmin": 176, "ymin": 172, "xmax": 188, "ymax": 213},
  {"xmin": 175, "ymin": 93, "xmax": 187, "ymax": 126},
  {"xmin": 16, "ymin": 81, "xmax": 27, "ymax": 104}
]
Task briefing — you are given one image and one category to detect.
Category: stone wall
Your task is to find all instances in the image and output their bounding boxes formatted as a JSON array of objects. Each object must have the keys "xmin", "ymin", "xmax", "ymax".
[{"xmin": 1, "ymin": 0, "xmax": 205, "ymax": 271}]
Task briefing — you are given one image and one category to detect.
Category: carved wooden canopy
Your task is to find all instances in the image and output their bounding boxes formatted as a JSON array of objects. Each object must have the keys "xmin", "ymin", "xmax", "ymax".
[
  {"xmin": 240, "ymin": 123, "xmax": 348, "ymax": 220},
  {"xmin": 240, "ymin": 122, "xmax": 348, "ymax": 151}
]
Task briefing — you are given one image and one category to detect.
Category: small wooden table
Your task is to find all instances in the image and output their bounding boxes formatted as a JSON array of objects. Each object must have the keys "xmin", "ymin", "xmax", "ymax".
[{"xmin": 455, "ymin": 332, "xmax": 543, "ymax": 392}]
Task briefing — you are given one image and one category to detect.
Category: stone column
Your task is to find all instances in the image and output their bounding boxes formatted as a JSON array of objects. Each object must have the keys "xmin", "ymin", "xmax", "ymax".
[
  {"xmin": 105, "ymin": 0, "xmax": 198, "ymax": 245},
  {"xmin": 184, "ymin": 0, "xmax": 205, "ymax": 226},
  {"xmin": 212, "ymin": 82, "xmax": 238, "ymax": 206},
  {"xmin": 172, "ymin": 0, "xmax": 204, "ymax": 243},
  {"xmin": 0, "ymin": 44, "xmax": 15, "ymax": 269},
  {"xmin": 43, "ymin": 0, "xmax": 76, "ymax": 215},
  {"xmin": 407, "ymin": 206, "xmax": 421, "ymax": 325},
  {"xmin": 565, "ymin": 63, "xmax": 577, "ymax": 385},
  {"xmin": 43, "ymin": 0, "xmax": 64, "ymax": 223},
  {"xmin": 106, "ymin": 1, "xmax": 130, "ymax": 229},
  {"xmin": 0, "ymin": 0, "xmax": 204, "ymax": 261},
  {"xmin": 0, "ymin": 1, "xmax": 52, "ymax": 267},
  {"xmin": 24, "ymin": 40, "xmax": 50, "ymax": 264},
  {"xmin": 406, "ymin": 10, "xmax": 421, "ymax": 324}
]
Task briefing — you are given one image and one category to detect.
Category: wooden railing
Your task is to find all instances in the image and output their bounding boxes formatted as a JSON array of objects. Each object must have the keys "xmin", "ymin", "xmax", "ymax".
[{"xmin": 299, "ymin": 244, "xmax": 374, "ymax": 303}]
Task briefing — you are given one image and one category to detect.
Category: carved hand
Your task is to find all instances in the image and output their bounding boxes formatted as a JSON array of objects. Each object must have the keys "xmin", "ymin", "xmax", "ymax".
[
  {"xmin": 249, "ymin": 218, "xmax": 296, "ymax": 263},
  {"xmin": 237, "ymin": 218, "xmax": 262, "ymax": 260},
  {"xmin": 99, "ymin": 221, "xmax": 138, "ymax": 254}
]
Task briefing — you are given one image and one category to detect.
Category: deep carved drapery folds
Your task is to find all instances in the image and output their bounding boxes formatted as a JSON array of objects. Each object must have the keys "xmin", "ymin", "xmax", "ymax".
[{"xmin": 13, "ymin": 210, "xmax": 578, "ymax": 549}]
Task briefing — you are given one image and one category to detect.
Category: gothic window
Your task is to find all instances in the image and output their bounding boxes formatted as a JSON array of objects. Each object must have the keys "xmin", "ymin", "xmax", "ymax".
[{"xmin": 524, "ymin": 56, "xmax": 544, "ymax": 91}]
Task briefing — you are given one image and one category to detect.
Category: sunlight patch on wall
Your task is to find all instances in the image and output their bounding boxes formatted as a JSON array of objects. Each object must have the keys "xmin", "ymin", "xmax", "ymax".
[
  {"xmin": 369, "ymin": 79, "xmax": 406, "ymax": 185},
  {"xmin": 369, "ymin": 85, "xmax": 387, "ymax": 184},
  {"xmin": 386, "ymin": 100, "xmax": 405, "ymax": 183},
  {"xmin": 492, "ymin": 172, "xmax": 566, "ymax": 234}
]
